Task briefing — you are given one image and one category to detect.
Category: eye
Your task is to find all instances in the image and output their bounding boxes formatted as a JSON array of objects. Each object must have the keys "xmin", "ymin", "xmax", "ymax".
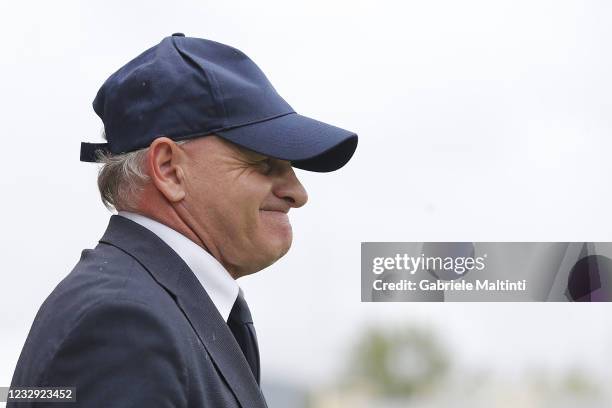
[{"xmin": 254, "ymin": 157, "xmax": 272, "ymax": 174}]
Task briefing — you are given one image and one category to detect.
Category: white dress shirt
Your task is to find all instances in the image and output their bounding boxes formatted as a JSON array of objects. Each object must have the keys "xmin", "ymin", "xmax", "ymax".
[{"xmin": 117, "ymin": 211, "xmax": 239, "ymax": 322}]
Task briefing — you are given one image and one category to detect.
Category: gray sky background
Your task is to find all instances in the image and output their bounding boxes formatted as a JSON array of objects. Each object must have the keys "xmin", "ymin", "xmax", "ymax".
[{"xmin": 1, "ymin": 0, "xmax": 612, "ymax": 391}]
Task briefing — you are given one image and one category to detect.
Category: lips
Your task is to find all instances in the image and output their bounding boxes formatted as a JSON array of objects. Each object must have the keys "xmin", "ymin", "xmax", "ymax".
[
  {"xmin": 259, "ymin": 206, "xmax": 290, "ymax": 214},
  {"xmin": 259, "ymin": 208, "xmax": 291, "ymax": 230}
]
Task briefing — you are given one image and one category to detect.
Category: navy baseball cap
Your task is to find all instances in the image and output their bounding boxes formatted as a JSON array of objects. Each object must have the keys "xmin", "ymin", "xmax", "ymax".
[{"xmin": 81, "ymin": 33, "xmax": 358, "ymax": 172}]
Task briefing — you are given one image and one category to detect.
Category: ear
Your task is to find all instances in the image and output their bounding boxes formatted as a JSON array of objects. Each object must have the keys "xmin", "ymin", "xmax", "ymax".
[{"xmin": 146, "ymin": 137, "xmax": 187, "ymax": 203}]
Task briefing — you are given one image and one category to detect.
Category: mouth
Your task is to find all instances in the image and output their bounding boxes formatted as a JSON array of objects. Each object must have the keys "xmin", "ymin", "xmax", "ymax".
[
  {"xmin": 259, "ymin": 206, "xmax": 290, "ymax": 214},
  {"xmin": 259, "ymin": 208, "xmax": 291, "ymax": 227}
]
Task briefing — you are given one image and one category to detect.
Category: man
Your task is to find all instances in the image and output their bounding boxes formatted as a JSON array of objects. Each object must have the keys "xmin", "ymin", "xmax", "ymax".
[{"xmin": 8, "ymin": 33, "xmax": 357, "ymax": 407}]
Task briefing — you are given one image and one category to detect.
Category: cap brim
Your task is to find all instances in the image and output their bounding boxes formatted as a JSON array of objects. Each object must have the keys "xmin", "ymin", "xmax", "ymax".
[{"xmin": 215, "ymin": 113, "xmax": 358, "ymax": 172}]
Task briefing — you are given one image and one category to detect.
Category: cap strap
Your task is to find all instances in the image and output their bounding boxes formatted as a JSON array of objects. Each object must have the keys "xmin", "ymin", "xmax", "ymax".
[{"xmin": 80, "ymin": 142, "xmax": 110, "ymax": 162}]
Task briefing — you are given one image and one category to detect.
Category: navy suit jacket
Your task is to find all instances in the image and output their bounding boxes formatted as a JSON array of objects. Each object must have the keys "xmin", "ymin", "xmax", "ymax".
[{"xmin": 9, "ymin": 215, "xmax": 268, "ymax": 407}]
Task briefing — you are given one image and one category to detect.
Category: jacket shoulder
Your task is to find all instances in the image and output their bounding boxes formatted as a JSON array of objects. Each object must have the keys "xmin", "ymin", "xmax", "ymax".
[{"xmin": 10, "ymin": 243, "xmax": 188, "ymax": 390}]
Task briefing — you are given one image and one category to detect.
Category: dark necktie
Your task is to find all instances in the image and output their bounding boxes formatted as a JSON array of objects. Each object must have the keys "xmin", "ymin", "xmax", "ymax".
[{"xmin": 227, "ymin": 292, "xmax": 260, "ymax": 384}]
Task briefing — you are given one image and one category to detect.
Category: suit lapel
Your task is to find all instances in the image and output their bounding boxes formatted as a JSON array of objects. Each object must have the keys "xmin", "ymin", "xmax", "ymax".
[{"xmin": 99, "ymin": 215, "xmax": 267, "ymax": 408}]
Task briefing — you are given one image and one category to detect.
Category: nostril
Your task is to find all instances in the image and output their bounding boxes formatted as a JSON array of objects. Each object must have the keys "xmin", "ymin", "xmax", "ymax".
[{"xmin": 283, "ymin": 196, "xmax": 295, "ymax": 205}]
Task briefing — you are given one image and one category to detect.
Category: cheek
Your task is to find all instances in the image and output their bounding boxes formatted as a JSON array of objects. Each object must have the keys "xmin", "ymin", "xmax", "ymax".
[
  {"xmin": 228, "ymin": 180, "xmax": 291, "ymax": 255},
  {"xmin": 212, "ymin": 175, "xmax": 269, "ymax": 236},
  {"xmin": 187, "ymin": 167, "xmax": 289, "ymax": 261}
]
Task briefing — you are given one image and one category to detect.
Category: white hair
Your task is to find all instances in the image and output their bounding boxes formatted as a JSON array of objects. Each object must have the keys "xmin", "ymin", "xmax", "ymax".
[{"xmin": 96, "ymin": 130, "xmax": 189, "ymax": 211}]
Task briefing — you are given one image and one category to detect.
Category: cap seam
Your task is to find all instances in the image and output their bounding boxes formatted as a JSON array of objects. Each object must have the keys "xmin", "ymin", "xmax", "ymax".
[
  {"xmin": 167, "ymin": 111, "xmax": 296, "ymax": 142},
  {"xmin": 205, "ymin": 68, "xmax": 229, "ymax": 129},
  {"xmin": 170, "ymin": 37, "xmax": 226, "ymax": 126}
]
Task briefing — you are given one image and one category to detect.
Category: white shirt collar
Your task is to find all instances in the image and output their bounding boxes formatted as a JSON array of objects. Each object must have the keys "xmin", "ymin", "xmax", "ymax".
[{"xmin": 117, "ymin": 211, "xmax": 239, "ymax": 322}]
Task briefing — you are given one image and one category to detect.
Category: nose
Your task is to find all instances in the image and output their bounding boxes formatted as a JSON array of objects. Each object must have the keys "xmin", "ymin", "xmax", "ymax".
[{"xmin": 271, "ymin": 160, "xmax": 308, "ymax": 208}]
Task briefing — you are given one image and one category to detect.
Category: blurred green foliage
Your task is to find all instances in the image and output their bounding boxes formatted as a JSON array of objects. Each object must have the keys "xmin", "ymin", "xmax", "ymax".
[{"xmin": 347, "ymin": 326, "xmax": 449, "ymax": 397}]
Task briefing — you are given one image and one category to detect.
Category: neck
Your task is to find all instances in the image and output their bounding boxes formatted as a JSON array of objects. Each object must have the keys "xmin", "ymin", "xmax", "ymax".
[{"xmin": 122, "ymin": 204, "xmax": 241, "ymax": 280}]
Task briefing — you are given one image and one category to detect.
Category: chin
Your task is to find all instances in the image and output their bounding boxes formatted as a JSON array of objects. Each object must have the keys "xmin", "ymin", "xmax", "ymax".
[
  {"xmin": 260, "ymin": 217, "xmax": 293, "ymax": 251},
  {"xmin": 257, "ymin": 234, "xmax": 293, "ymax": 268},
  {"xmin": 269, "ymin": 235, "xmax": 293, "ymax": 260},
  {"xmin": 234, "ymin": 232, "xmax": 293, "ymax": 276},
  {"xmin": 251, "ymin": 216, "xmax": 294, "ymax": 268}
]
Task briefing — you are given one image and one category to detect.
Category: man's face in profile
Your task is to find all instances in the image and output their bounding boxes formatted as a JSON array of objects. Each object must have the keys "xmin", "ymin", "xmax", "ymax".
[{"xmin": 176, "ymin": 135, "xmax": 308, "ymax": 276}]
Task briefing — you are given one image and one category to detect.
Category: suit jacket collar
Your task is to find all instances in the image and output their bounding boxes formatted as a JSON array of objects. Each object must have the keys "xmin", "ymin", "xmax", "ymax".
[
  {"xmin": 116, "ymin": 210, "xmax": 240, "ymax": 322},
  {"xmin": 99, "ymin": 215, "xmax": 267, "ymax": 408}
]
